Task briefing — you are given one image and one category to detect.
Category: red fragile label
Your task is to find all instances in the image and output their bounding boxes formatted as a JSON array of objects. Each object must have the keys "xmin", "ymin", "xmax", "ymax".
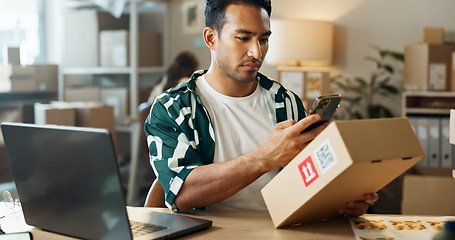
[{"xmin": 298, "ymin": 156, "xmax": 319, "ymax": 187}]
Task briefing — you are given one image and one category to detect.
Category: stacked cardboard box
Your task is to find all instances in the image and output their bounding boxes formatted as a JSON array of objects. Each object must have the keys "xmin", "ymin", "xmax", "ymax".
[
  {"xmin": 34, "ymin": 102, "xmax": 116, "ymax": 145},
  {"xmin": 64, "ymin": 87, "xmax": 129, "ymax": 124},
  {"xmin": 404, "ymin": 28, "xmax": 455, "ymax": 91},
  {"xmin": 0, "ymin": 65, "xmax": 36, "ymax": 92},
  {"xmin": 34, "ymin": 102, "xmax": 76, "ymax": 126},
  {"xmin": 99, "ymin": 30, "xmax": 161, "ymax": 67},
  {"xmin": 64, "ymin": 10, "xmax": 129, "ymax": 67},
  {"xmin": 0, "ymin": 64, "xmax": 58, "ymax": 92}
]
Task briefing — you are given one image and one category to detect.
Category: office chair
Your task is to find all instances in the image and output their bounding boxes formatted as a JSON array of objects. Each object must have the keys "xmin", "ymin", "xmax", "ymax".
[{"xmin": 144, "ymin": 179, "xmax": 166, "ymax": 208}]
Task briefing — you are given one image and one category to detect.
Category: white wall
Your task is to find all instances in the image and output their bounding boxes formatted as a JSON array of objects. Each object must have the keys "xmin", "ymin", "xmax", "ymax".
[{"xmin": 260, "ymin": 0, "xmax": 455, "ymax": 82}]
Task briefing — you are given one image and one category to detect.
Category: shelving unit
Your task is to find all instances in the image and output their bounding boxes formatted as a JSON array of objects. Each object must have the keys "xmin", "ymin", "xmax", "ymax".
[
  {"xmin": 402, "ymin": 91, "xmax": 455, "ymax": 168},
  {"xmin": 402, "ymin": 91, "xmax": 455, "ymax": 117},
  {"xmin": 59, "ymin": 0, "xmax": 170, "ymax": 205}
]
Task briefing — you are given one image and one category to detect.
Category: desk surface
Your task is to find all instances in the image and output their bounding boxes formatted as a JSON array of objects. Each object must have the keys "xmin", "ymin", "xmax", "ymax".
[{"xmin": 28, "ymin": 207, "xmax": 354, "ymax": 240}]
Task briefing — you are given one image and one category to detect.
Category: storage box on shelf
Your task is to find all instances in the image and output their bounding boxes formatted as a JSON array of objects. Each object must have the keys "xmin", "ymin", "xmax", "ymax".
[
  {"xmin": 0, "ymin": 64, "xmax": 59, "ymax": 92},
  {"xmin": 100, "ymin": 30, "xmax": 161, "ymax": 67},
  {"xmin": 404, "ymin": 43, "xmax": 455, "ymax": 91}
]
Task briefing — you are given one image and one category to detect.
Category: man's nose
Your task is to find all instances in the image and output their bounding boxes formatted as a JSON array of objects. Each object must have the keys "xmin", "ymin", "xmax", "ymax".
[{"xmin": 247, "ymin": 41, "xmax": 262, "ymax": 59}]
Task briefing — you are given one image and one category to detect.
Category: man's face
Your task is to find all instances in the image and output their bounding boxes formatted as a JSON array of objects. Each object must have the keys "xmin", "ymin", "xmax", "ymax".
[{"xmin": 213, "ymin": 4, "xmax": 271, "ymax": 83}]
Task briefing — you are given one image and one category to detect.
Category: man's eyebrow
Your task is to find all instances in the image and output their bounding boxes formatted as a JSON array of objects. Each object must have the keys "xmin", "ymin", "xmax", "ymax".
[{"xmin": 235, "ymin": 29, "xmax": 272, "ymax": 36}]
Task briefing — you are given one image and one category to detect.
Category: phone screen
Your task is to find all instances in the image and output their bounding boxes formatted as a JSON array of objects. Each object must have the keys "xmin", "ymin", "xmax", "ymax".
[{"xmin": 301, "ymin": 94, "xmax": 342, "ymax": 133}]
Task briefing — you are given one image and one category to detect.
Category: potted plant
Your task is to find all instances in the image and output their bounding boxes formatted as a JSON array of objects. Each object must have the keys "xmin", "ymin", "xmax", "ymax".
[{"xmin": 331, "ymin": 46, "xmax": 404, "ymax": 119}]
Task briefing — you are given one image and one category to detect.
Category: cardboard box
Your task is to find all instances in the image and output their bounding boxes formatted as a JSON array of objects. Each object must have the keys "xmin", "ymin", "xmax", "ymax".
[
  {"xmin": 34, "ymin": 101, "xmax": 117, "ymax": 144},
  {"xmin": 34, "ymin": 103, "xmax": 76, "ymax": 126},
  {"xmin": 0, "ymin": 65, "xmax": 37, "ymax": 92},
  {"xmin": 0, "ymin": 64, "xmax": 58, "ymax": 92},
  {"xmin": 420, "ymin": 27, "xmax": 444, "ymax": 44},
  {"xmin": 64, "ymin": 10, "xmax": 129, "ymax": 67},
  {"xmin": 10, "ymin": 77, "xmax": 37, "ymax": 92},
  {"xmin": 261, "ymin": 118, "xmax": 425, "ymax": 228},
  {"xmin": 100, "ymin": 30, "xmax": 161, "ymax": 67},
  {"xmin": 73, "ymin": 103, "xmax": 116, "ymax": 146},
  {"xmin": 34, "ymin": 64, "xmax": 58, "ymax": 90},
  {"xmin": 65, "ymin": 86, "xmax": 102, "ymax": 102},
  {"xmin": 2, "ymin": 46, "xmax": 20, "ymax": 64},
  {"xmin": 404, "ymin": 43, "xmax": 455, "ymax": 91},
  {"xmin": 101, "ymin": 88, "xmax": 129, "ymax": 124},
  {"xmin": 451, "ymin": 109, "xmax": 455, "ymax": 145},
  {"xmin": 402, "ymin": 167, "xmax": 455, "ymax": 215}
]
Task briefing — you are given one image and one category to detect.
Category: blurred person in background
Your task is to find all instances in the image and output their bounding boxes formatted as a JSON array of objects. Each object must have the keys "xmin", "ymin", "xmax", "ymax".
[{"xmin": 147, "ymin": 51, "xmax": 199, "ymax": 103}]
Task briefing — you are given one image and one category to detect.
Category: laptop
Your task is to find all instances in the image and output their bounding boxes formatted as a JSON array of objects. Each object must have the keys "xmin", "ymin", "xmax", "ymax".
[{"xmin": 1, "ymin": 122, "xmax": 212, "ymax": 240}]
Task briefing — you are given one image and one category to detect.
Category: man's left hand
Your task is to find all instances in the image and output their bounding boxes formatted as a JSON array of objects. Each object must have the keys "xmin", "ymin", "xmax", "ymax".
[{"xmin": 337, "ymin": 193, "xmax": 379, "ymax": 217}]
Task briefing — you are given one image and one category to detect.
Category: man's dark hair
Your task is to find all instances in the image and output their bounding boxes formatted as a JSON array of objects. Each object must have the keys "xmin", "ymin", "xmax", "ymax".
[{"xmin": 205, "ymin": 0, "xmax": 272, "ymax": 33}]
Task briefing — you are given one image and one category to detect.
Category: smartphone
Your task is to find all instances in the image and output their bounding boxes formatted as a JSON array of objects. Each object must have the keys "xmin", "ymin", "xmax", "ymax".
[
  {"xmin": 0, "ymin": 232, "xmax": 33, "ymax": 240},
  {"xmin": 301, "ymin": 93, "xmax": 342, "ymax": 133}
]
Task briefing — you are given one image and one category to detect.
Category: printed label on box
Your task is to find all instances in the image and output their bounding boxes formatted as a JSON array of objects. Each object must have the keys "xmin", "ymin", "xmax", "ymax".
[
  {"xmin": 298, "ymin": 156, "xmax": 319, "ymax": 187},
  {"xmin": 429, "ymin": 63, "xmax": 446, "ymax": 90},
  {"xmin": 314, "ymin": 139, "xmax": 338, "ymax": 174}
]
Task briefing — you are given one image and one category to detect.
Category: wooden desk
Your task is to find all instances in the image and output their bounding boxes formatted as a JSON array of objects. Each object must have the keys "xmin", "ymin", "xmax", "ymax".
[{"xmin": 27, "ymin": 207, "xmax": 354, "ymax": 239}]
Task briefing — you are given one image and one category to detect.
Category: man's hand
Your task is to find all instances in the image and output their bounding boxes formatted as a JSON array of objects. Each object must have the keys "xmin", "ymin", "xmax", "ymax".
[
  {"xmin": 338, "ymin": 193, "xmax": 379, "ymax": 217},
  {"xmin": 254, "ymin": 114, "xmax": 328, "ymax": 172}
]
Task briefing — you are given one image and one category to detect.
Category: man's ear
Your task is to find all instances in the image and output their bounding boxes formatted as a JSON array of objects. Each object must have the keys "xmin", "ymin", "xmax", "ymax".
[{"xmin": 203, "ymin": 27, "xmax": 217, "ymax": 50}]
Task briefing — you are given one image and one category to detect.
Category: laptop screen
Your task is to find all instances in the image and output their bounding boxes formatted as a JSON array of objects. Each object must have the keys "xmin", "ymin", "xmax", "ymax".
[{"xmin": 2, "ymin": 123, "xmax": 132, "ymax": 239}]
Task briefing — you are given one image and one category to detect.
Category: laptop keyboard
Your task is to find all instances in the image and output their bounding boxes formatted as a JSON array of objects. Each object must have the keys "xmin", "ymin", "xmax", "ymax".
[{"xmin": 130, "ymin": 220, "xmax": 168, "ymax": 238}]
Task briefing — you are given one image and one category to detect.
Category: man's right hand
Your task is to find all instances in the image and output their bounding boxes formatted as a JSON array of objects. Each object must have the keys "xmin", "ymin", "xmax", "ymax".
[{"xmin": 254, "ymin": 114, "xmax": 328, "ymax": 172}]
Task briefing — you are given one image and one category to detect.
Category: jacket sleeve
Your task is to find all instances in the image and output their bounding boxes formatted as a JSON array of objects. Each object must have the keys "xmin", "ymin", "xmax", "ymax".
[{"xmin": 144, "ymin": 97, "xmax": 203, "ymax": 211}]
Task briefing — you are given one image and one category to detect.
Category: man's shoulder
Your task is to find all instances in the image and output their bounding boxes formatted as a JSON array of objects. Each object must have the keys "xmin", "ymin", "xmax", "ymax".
[
  {"xmin": 153, "ymin": 70, "xmax": 205, "ymax": 110},
  {"xmin": 257, "ymin": 72, "xmax": 289, "ymax": 95}
]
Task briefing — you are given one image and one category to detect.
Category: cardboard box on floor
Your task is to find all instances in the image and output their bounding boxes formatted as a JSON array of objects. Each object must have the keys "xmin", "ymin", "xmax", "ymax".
[
  {"xmin": 402, "ymin": 167, "xmax": 455, "ymax": 215},
  {"xmin": 261, "ymin": 118, "xmax": 425, "ymax": 228}
]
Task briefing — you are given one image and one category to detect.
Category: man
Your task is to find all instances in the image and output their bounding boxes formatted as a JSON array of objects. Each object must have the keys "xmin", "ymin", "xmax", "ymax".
[{"xmin": 145, "ymin": 0, "xmax": 378, "ymax": 215}]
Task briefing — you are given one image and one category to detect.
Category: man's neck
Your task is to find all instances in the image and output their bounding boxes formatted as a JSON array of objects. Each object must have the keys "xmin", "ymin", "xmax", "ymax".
[{"xmin": 204, "ymin": 68, "xmax": 258, "ymax": 98}]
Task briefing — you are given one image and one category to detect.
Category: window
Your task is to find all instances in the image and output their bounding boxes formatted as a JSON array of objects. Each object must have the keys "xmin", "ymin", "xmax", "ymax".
[{"xmin": 0, "ymin": 0, "xmax": 46, "ymax": 64}]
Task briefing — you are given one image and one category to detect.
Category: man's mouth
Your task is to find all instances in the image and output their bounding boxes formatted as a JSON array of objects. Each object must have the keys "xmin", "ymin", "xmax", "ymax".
[{"xmin": 241, "ymin": 61, "xmax": 261, "ymax": 71}]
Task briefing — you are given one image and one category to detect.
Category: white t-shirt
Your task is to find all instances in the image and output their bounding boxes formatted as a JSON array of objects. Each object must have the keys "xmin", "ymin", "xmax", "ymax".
[{"xmin": 196, "ymin": 75, "xmax": 279, "ymax": 211}]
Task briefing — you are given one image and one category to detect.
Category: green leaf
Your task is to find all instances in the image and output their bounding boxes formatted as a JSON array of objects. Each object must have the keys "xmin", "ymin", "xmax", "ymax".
[
  {"xmin": 383, "ymin": 64, "xmax": 394, "ymax": 73},
  {"xmin": 378, "ymin": 77, "xmax": 391, "ymax": 85},
  {"xmin": 381, "ymin": 85, "xmax": 399, "ymax": 94},
  {"xmin": 355, "ymin": 77, "xmax": 367, "ymax": 86},
  {"xmin": 334, "ymin": 82, "xmax": 348, "ymax": 91},
  {"xmin": 387, "ymin": 52, "xmax": 404, "ymax": 62},
  {"xmin": 369, "ymin": 105, "xmax": 394, "ymax": 118}
]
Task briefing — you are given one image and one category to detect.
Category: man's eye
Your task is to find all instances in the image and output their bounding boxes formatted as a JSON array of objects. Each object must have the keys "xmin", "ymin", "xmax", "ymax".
[
  {"xmin": 260, "ymin": 38, "xmax": 269, "ymax": 43},
  {"xmin": 236, "ymin": 37, "xmax": 249, "ymax": 41}
]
